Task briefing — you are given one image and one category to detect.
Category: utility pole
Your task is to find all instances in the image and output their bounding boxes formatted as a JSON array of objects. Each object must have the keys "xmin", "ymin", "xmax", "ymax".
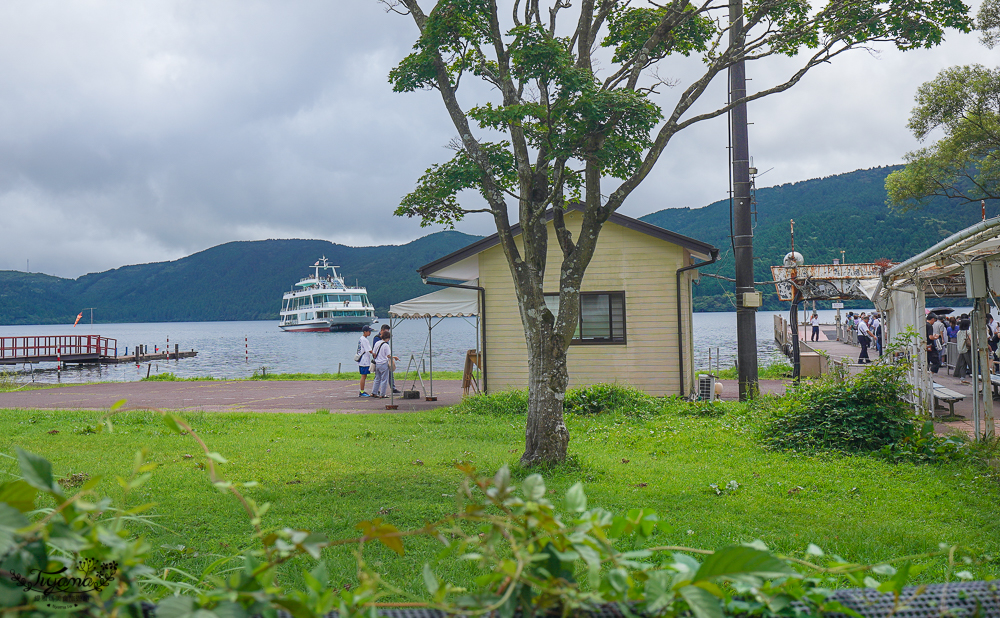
[{"xmin": 730, "ymin": 0, "xmax": 757, "ymax": 400}]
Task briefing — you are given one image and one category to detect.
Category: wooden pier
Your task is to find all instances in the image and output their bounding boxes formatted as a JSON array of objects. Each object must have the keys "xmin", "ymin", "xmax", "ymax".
[{"xmin": 0, "ymin": 336, "xmax": 196, "ymax": 366}]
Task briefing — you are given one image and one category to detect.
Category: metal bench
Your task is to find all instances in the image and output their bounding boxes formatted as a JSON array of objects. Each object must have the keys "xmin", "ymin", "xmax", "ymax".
[{"xmin": 932, "ymin": 383, "xmax": 965, "ymax": 417}]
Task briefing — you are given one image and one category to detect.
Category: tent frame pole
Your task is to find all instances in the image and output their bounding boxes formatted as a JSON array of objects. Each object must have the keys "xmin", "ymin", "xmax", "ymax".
[{"xmin": 423, "ymin": 279, "xmax": 487, "ymax": 393}]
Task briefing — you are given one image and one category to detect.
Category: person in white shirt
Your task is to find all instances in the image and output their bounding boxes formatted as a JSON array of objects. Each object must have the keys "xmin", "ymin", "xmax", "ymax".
[
  {"xmin": 371, "ymin": 331, "xmax": 393, "ymax": 398},
  {"xmin": 357, "ymin": 325, "xmax": 374, "ymax": 397},
  {"xmin": 857, "ymin": 315, "xmax": 873, "ymax": 363},
  {"xmin": 810, "ymin": 313, "xmax": 820, "ymax": 341}
]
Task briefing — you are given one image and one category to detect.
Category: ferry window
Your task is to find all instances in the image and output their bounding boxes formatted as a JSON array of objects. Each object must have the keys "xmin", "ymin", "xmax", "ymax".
[
  {"xmin": 351, "ymin": 295, "xmax": 361, "ymax": 303},
  {"xmin": 543, "ymin": 292, "xmax": 625, "ymax": 344},
  {"xmin": 362, "ymin": 295, "xmax": 369, "ymax": 305},
  {"xmin": 313, "ymin": 295, "xmax": 323, "ymax": 305},
  {"xmin": 281, "ymin": 300, "xmax": 288, "ymax": 311}
]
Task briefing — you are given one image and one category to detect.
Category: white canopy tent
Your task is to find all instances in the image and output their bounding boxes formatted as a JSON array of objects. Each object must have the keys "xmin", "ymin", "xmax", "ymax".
[
  {"xmin": 388, "ymin": 282, "xmax": 482, "ymax": 401},
  {"xmin": 389, "ymin": 284, "xmax": 479, "ymax": 318},
  {"xmin": 875, "ymin": 216, "xmax": 1000, "ymax": 436}
]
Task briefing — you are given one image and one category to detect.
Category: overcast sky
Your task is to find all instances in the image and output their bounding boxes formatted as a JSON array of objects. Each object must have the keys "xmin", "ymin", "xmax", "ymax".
[{"xmin": 0, "ymin": 1, "xmax": 990, "ymax": 279}]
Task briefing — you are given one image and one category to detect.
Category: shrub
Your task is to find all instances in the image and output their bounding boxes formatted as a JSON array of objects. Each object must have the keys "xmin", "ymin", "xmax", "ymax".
[
  {"xmin": 763, "ymin": 362, "xmax": 913, "ymax": 453},
  {"xmin": 563, "ymin": 383, "xmax": 659, "ymax": 416},
  {"xmin": 0, "ymin": 370, "xmax": 24, "ymax": 392},
  {"xmin": 449, "ymin": 389, "xmax": 529, "ymax": 415},
  {"xmin": 880, "ymin": 420, "xmax": 968, "ymax": 463}
]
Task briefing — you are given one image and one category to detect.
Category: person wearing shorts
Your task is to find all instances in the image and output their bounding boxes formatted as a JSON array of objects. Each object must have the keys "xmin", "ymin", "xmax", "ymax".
[{"xmin": 357, "ymin": 325, "xmax": 373, "ymax": 397}]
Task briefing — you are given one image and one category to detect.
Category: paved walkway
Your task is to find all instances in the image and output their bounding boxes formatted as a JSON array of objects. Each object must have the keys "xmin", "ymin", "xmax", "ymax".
[
  {"xmin": 0, "ymin": 380, "xmax": 465, "ymax": 414},
  {"xmin": 0, "ymin": 376, "xmax": 787, "ymax": 413}
]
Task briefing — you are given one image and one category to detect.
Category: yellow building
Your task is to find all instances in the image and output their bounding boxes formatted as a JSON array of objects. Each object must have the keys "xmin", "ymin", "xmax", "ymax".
[{"xmin": 416, "ymin": 206, "xmax": 718, "ymax": 397}]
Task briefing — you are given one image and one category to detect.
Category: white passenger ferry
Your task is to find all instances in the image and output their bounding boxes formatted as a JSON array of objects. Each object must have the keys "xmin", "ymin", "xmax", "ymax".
[{"xmin": 279, "ymin": 257, "xmax": 376, "ymax": 332}]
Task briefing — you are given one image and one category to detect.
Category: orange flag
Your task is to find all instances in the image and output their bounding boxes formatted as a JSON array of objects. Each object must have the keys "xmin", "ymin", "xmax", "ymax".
[{"xmin": 73, "ymin": 312, "xmax": 83, "ymax": 327}]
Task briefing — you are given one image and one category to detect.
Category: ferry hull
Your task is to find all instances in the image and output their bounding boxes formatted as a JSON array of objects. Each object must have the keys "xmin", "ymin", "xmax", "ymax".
[
  {"xmin": 279, "ymin": 317, "xmax": 375, "ymax": 332},
  {"xmin": 279, "ymin": 324, "xmax": 333, "ymax": 332}
]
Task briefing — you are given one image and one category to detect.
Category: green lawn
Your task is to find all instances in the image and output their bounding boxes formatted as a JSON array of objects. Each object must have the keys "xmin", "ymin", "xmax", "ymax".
[{"xmin": 1, "ymin": 398, "xmax": 998, "ymax": 599}]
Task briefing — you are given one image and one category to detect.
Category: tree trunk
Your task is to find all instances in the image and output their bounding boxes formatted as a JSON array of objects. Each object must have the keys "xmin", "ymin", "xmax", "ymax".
[{"xmin": 519, "ymin": 312, "xmax": 570, "ymax": 466}]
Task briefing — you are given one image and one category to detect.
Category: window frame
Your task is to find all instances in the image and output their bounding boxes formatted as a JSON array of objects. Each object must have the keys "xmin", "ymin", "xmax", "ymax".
[{"xmin": 543, "ymin": 291, "xmax": 627, "ymax": 345}]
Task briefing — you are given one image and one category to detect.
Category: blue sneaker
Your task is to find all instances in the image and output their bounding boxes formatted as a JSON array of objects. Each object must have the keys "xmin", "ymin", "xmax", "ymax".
[{"xmin": 359, "ymin": 391, "xmax": 370, "ymax": 397}]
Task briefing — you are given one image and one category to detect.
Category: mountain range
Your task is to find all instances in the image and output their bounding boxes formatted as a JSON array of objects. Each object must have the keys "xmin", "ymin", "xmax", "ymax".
[
  {"xmin": 1, "ymin": 164, "xmax": 991, "ymax": 325},
  {"xmin": 639, "ymin": 165, "xmax": 997, "ymax": 311},
  {"xmin": 0, "ymin": 232, "xmax": 479, "ymax": 325}
]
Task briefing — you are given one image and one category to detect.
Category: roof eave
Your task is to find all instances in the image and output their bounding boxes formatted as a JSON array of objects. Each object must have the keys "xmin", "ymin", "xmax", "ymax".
[{"xmin": 418, "ymin": 205, "xmax": 718, "ymax": 278}]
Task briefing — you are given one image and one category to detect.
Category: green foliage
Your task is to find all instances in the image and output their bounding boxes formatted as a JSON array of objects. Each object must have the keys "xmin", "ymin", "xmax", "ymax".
[
  {"xmin": 397, "ymin": 142, "xmax": 517, "ymax": 227},
  {"xmin": 6, "ymin": 401, "xmax": 1000, "ymax": 611},
  {"xmin": 0, "ymin": 370, "xmax": 23, "ymax": 393},
  {"xmin": 763, "ymin": 362, "xmax": 914, "ymax": 453},
  {"xmin": 449, "ymin": 389, "xmax": 529, "ymax": 416},
  {"xmin": 886, "ymin": 64, "xmax": 1000, "ymax": 210},
  {"xmin": 453, "ymin": 384, "xmax": 665, "ymax": 417},
  {"xmin": 5, "ymin": 437, "xmax": 972, "ymax": 617},
  {"xmin": 683, "ymin": 400, "xmax": 731, "ymax": 417},
  {"xmin": 642, "ymin": 165, "xmax": 999, "ymax": 312},
  {"xmin": 602, "ymin": 5, "xmax": 713, "ymax": 63},
  {"xmin": 879, "ymin": 420, "xmax": 968, "ymax": 463},
  {"xmin": 981, "ymin": 0, "xmax": 1000, "ymax": 47},
  {"xmin": 563, "ymin": 382, "xmax": 661, "ymax": 417},
  {"xmin": 713, "ymin": 361, "xmax": 793, "ymax": 380}
]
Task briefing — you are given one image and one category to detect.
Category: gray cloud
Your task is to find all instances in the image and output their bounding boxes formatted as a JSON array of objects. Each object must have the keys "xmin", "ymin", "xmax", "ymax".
[{"xmin": 0, "ymin": 0, "xmax": 986, "ymax": 278}]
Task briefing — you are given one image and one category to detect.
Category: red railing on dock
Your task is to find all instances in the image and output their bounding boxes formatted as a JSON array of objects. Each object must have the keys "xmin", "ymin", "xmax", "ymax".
[{"xmin": 0, "ymin": 335, "xmax": 117, "ymax": 363}]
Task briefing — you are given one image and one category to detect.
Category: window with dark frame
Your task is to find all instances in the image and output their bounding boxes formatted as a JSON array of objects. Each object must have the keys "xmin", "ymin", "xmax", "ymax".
[{"xmin": 543, "ymin": 292, "xmax": 626, "ymax": 344}]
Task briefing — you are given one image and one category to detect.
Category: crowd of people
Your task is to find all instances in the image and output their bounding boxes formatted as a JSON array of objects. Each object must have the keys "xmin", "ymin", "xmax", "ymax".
[
  {"xmin": 841, "ymin": 311, "xmax": 884, "ymax": 363},
  {"xmin": 355, "ymin": 323, "xmax": 401, "ymax": 398},
  {"xmin": 839, "ymin": 309, "xmax": 1000, "ymax": 384}
]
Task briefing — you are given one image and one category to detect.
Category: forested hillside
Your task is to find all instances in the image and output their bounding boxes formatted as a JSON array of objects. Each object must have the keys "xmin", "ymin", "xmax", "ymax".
[
  {"xmin": 640, "ymin": 165, "xmax": 998, "ymax": 311},
  {"xmin": 0, "ymin": 232, "xmax": 480, "ymax": 325},
  {"xmin": 1, "ymin": 165, "xmax": 992, "ymax": 325}
]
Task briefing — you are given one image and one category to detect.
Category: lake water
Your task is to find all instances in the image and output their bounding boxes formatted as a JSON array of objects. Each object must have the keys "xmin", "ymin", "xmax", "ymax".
[{"xmin": 1, "ymin": 307, "xmax": 920, "ymax": 383}]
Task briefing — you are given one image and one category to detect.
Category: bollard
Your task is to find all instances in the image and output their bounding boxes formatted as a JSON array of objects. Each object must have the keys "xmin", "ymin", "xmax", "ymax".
[
  {"xmin": 175, "ymin": 343, "xmax": 179, "ymax": 360},
  {"xmin": 338, "ymin": 362, "xmax": 342, "ymax": 376}
]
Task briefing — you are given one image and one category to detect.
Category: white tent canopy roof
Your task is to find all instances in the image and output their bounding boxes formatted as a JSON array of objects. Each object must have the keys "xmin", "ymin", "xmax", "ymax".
[{"xmin": 389, "ymin": 283, "xmax": 479, "ymax": 318}]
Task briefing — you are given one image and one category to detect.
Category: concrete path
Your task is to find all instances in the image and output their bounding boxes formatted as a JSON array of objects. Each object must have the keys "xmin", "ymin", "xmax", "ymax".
[{"xmin": 0, "ymin": 380, "xmax": 465, "ymax": 414}]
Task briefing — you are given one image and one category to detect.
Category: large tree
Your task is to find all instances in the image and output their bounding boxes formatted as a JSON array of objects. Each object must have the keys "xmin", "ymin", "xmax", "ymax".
[
  {"xmin": 886, "ymin": 0, "xmax": 999, "ymax": 209},
  {"xmin": 387, "ymin": 0, "xmax": 970, "ymax": 466}
]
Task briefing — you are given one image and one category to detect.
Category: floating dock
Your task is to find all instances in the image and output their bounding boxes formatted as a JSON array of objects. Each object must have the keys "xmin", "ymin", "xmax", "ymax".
[{"xmin": 0, "ymin": 335, "xmax": 196, "ymax": 366}]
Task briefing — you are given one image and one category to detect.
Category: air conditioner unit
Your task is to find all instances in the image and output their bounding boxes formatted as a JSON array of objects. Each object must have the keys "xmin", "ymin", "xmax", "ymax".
[{"xmin": 698, "ymin": 374, "xmax": 717, "ymax": 401}]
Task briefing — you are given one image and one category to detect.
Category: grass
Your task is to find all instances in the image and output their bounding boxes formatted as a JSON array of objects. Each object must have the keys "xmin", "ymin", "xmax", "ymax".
[
  {"xmin": 708, "ymin": 361, "xmax": 793, "ymax": 380},
  {"xmin": 2, "ymin": 391, "xmax": 1000, "ymax": 600}
]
